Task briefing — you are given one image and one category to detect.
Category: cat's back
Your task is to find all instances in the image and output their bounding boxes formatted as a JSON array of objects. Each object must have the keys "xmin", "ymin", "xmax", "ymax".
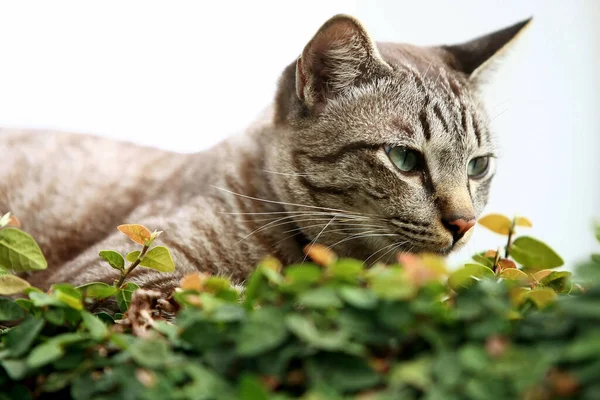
[{"xmin": 0, "ymin": 129, "xmax": 197, "ymax": 266}]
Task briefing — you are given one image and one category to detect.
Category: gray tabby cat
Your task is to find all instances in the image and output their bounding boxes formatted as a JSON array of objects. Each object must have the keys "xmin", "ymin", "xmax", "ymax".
[{"xmin": 0, "ymin": 14, "xmax": 530, "ymax": 292}]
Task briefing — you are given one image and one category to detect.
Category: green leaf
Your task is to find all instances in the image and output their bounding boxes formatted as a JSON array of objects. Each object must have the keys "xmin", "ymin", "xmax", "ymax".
[
  {"xmin": 510, "ymin": 236, "xmax": 564, "ymax": 269},
  {"xmin": 563, "ymin": 329, "xmax": 600, "ymax": 361},
  {"xmin": 116, "ymin": 282, "xmax": 139, "ymax": 312},
  {"xmin": 77, "ymin": 282, "xmax": 118, "ymax": 299},
  {"xmin": 448, "ymin": 264, "xmax": 495, "ymax": 291},
  {"xmin": 139, "ymin": 246, "xmax": 175, "ymax": 272},
  {"xmin": 499, "ymin": 268, "xmax": 529, "ymax": 281},
  {"xmin": 236, "ymin": 307, "xmax": 288, "ymax": 357},
  {"xmin": 128, "ymin": 339, "xmax": 172, "ymax": 368},
  {"xmin": 81, "ymin": 311, "xmax": 108, "ymax": 341},
  {"xmin": 126, "ymin": 250, "xmax": 141, "ymax": 262},
  {"xmin": 282, "ymin": 264, "xmax": 322, "ymax": 292},
  {"xmin": 27, "ymin": 340, "xmax": 64, "ymax": 369},
  {"xmin": 595, "ymin": 223, "xmax": 600, "ymax": 243},
  {"xmin": 44, "ymin": 308, "xmax": 66, "ymax": 325},
  {"xmin": 539, "ymin": 271, "xmax": 572, "ymax": 292},
  {"xmin": 1, "ymin": 359, "xmax": 29, "ymax": 380},
  {"xmin": 285, "ymin": 314, "xmax": 350, "ymax": 351},
  {"xmin": 53, "ymin": 285, "xmax": 83, "ymax": 311},
  {"xmin": 0, "ymin": 274, "xmax": 31, "ymax": 295},
  {"xmin": 15, "ymin": 298, "xmax": 33, "ymax": 313},
  {"xmin": 338, "ymin": 286, "xmax": 378, "ymax": 309},
  {"xmin": 524, "ymin": 287, "xmax": 557, "ymax": 308},
  {"xmin": 0, "ymin": 298, "xmax": 25, "ymax": 321},
  {"xmin": 0, "ymin": 227, "xmax": 47, "ymax": 271},
  {"xmin": 478, "ymin": 214, "xmax": 512, "ymax": 235},
  {"xmin": 99, "ymin": 250, "xmax": 125, "ymax": 271},
  {"xmin": 298, "ymin": 287, "xmax": 343, "ymax": 309},
  {"xmin": 4, "ymin": 316, "xmax": 44, "ymax": 357},
  {"xmin": 369, "ymin": 267, "xmax": 416, "ymax": 300},
  {"xmin": 327, "ymin": 258, "xmax": 364, "ymax": 282},
  {"xmin": 0, "ymin": 212, "xmax": 11, "ymax": 228},
  {"xmin": 238, "ymin": 374, "xmax": 269, "ymax": 400},
  {"xmin": 306, "ymin": 354, "xmax": 381, "ymax": 392},
  {"xmin": 472, "ymin": 253, "xmax": 494, "ymax": 269},
  {"xmin": 29, "ymin": 291, "xmax": 64, "ymax": 307},
  {"xmin": 390, "ymin": 357, "xmax": 432, "ymax": 390}
]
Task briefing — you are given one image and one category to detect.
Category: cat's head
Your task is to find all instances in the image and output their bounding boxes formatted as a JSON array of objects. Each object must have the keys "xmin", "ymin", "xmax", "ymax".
[{"xmin": 269, "ymin": 14, "xmax": 530, "ymax": 262}]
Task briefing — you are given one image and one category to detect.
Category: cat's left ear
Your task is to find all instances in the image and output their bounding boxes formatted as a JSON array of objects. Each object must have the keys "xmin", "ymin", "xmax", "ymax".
[
  {"xmin": 443, "ymin": 18, "xmax": 533, "ymax": 82},
  {"xmin": 296, "ymin": 14, "xmax": 392, "ymax": 112}
]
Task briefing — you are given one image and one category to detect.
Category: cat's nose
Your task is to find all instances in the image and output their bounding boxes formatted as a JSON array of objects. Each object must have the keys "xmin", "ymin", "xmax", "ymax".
[{"xmin": 442, "ymin": 216, "xmax": 476, "ymax": 243}]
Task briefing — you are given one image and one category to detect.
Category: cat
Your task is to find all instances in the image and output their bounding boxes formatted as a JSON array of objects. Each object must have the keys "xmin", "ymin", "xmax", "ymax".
[{"xmin": 0, "ymin": 14, "xmax": 530, "ymax": 293}]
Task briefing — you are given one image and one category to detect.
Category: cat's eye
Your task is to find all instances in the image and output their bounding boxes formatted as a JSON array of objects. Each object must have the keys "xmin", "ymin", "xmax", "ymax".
[
  {"xmin": 385, "ymin": 146, "xmax": 420, "ymax": 173},
  {"xmin": 467, "ymin": 156, "xmax": 490, "ymax": 178}
]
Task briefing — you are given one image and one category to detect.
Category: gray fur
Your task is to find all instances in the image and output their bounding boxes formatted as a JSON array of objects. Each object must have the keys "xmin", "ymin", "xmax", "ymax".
[{"xmin": 0, "ymin": 14, "xmax": 530, "ymax": 293}]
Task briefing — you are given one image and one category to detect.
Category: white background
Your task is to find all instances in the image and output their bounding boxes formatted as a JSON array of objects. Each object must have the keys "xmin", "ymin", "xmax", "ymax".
[{"xmin": 1, "ymin": 1, "xmax": 598, "ymax": 267}]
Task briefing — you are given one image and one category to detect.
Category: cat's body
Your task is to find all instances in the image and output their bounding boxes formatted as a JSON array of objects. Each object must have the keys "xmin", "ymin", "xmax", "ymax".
[{"xmin": 0, "ymin": 15, "xmax": 530, "ymax": 292}]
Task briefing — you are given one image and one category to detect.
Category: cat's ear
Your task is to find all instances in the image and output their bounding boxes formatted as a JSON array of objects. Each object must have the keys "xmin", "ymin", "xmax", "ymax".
[
  {"xmin": 443, "ymin": 18, "xmax": 532, "ymax": 82},
  {"xmin": 296, "ymin": 14, "xmax": 391, "ymax": 111}
]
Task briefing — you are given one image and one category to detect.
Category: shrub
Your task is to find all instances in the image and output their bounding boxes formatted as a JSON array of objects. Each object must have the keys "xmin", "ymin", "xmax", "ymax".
[{"xmin": 0, "ymin": 211, "xmax": 599, "ymax": 399}]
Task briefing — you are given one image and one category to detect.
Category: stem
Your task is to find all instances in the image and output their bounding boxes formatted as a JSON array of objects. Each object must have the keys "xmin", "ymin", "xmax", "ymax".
[
  {"xmin": 505, "ymin": 219, "xmax": 516, "ymax": 259},
  {"xmin": 116, "ymin": 245, "xmax": 149, "ymax": 288}
]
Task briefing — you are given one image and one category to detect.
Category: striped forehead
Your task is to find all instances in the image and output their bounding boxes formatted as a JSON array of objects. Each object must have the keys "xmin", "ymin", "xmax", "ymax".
[{"xmin": 394, "ymin": 66, "xmax": 492, "ymax": 155}]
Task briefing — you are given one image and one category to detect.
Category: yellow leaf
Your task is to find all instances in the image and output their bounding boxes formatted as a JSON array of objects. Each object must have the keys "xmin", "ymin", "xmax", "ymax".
[
  {"xmin": 510, "ymin": 287, "xmax": 530, "ymax": 306},
  {"xmin": 514, "ymin": 216, "xmax": 533, "ymax": 228},
  {"xmin": 117, "ymin": 224, "xmax": 152, "ymax": 245},
  {"xmin": 484, "ymin": 250, "xmax": 498, "ymax": 258},
  {"xmin": 532, "ymin": 269, "xmax": 553, "ymax": 282},
  {"xmin": 303, "ymin": 244, "xmax": 337, "ymax": 267},
  {"xmin": 525, "ymin": 288, "xmax": 557, "ymax": 308},
  {"xmin": 180, "ymin": 273, "xmax": 209, "ymax": 291},
  {"xmin": 478, "ymin": 214, "xmax": 512, "ymax": 235},
  {"xmin": 0, "ymin": 274, "xmax": 31, "ymax": 295},
  {"xmin": 500, "ymin": 268, "xmax": 529, "ymax": 281}
]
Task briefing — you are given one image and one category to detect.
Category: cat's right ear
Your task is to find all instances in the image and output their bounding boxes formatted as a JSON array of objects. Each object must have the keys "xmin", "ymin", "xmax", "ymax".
[
  {"xmin": 296, "ymin": 14, "xmax": 391, "ymax": 112},
  {"xmin": 443, "ymin": 18, "xmax": 533, "ymax": 83}
]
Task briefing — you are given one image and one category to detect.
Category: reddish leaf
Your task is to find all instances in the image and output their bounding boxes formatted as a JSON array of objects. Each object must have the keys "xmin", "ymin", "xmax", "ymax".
[
  {"xmin": 484, "ymin": 250, "xmax": 498, "ymax": 258},
  {"xmin": 498, "ymin": 259, "xmax": 517, "ymax": 271},
  {"xmin": 7, "ymin": 215, "xmax": 20, "ymax": 228},
  {"xmin": 303, "ymin": 244, "xmax": 337, "ymax": 267},
  {"xmin": 485, "ymin": 335, "xmax": 509, "ymax": 358},
  {"xmin": 399, "ymin": 253, "xmax": 447, "ymax": 287},
  {"xmin": 180, "ymin": 273, "xmax": 208, "ymax": 291},
  {"xmin": 117, "ymin": 224, "xmax": 152, "ymax": 245}
]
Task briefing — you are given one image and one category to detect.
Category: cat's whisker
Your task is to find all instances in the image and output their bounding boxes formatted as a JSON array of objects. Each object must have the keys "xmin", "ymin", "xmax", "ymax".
[
  {"xmin": 302, "ymin": 215, "xmax": 338, "ymax": 263},
  {"xmin": 243, "ymin": 213, "xmax": 372, "ymax": 224},
  {"xmin": 212, "ymin": 185, "xmax": 383, "ymax": 218},
  {"xmin": 261, "ymin": 169, "xmax": 312, "ymax": 177},
  {"xmin": 327, "ymin": 231, "xmax": 400, "ymax": 250},
  {"xmin": 235, "ymin": 215, "xmax": 354, "ymax": 246},
  {"xmin": 489, "ymin": 108, "xmax": 508, "ymax": 124},
  {"xmin": 365, "ymin": 241, "xmax": 407, "ymax": 264},
  {"xmin": 371, "ymin": 241, "xmax": 408, "ymax": 265},
  {"xmin": 280, "ymin": 223, "xmax": 388, "ymax": 236}
]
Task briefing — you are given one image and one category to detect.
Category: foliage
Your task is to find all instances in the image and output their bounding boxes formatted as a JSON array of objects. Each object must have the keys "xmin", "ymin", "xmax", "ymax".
[{"xmin": 0, "ymin": 211, "xmax": 599, "ymax": 399}]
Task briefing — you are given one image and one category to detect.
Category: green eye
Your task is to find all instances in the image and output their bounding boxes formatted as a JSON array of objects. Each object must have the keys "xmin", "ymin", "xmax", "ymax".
[
  {"xmin": 468, "ymin": 156, "xmax": 490, "ymax": 178},
  {"xmin": 386, "ymin": 146, "xmax": 420, "ymax": 172}
]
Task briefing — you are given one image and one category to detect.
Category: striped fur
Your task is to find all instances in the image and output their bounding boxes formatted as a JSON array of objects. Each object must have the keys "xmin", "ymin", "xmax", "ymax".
[{"xmin": 0, "ymin": 15, "xmax": 530, "ymax": 294}]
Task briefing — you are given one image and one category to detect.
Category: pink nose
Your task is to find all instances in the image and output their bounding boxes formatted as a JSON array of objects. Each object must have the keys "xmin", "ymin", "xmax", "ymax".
[
  {"xmin": 442, "ymin": 217, "xmax": 476, "ymax": 243},
  {"xmin": 448, "ymin": 218, "xmax": 476, "ymax": 235}
]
